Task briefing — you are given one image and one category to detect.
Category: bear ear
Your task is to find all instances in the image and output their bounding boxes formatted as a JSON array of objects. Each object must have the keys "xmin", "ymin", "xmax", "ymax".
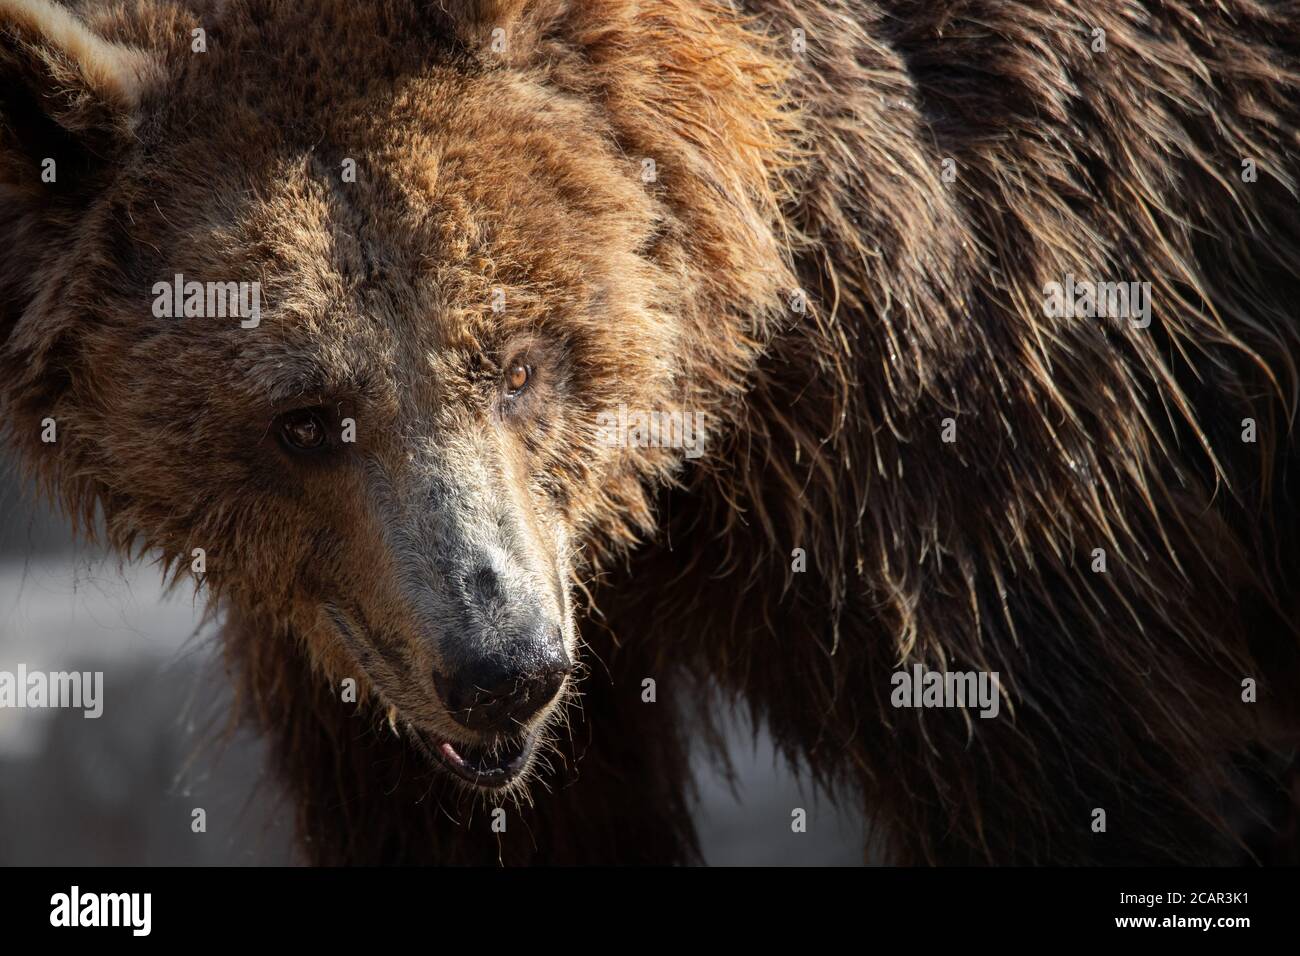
[{"xmin": 0, "ymin": 0, "xmax": 159, "ymax": 196}]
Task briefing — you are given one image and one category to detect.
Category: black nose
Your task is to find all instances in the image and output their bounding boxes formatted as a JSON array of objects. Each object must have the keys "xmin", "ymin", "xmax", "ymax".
[{"xmin": 433, "ymin": 635, "xmax": 571, "ymax": 734}]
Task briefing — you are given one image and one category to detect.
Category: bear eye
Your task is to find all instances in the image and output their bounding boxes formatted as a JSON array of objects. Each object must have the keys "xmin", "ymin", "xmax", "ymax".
[
  {"xmin": 504, "ymin": 359, "xmax": 531, "ymax": 395},
  {"xmin": 277, "ymin": 408, "xmax": 328, "ymax": 451}
]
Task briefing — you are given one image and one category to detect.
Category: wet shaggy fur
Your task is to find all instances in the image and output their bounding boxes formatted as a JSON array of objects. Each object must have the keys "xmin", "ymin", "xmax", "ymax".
[{"xmin": 2, "ymin": 0, "xmax": 1300, "ymax": 864}]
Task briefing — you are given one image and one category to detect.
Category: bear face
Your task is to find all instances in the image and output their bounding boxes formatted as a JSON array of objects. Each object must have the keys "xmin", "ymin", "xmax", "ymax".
[
  {"xmin": 0, "ymin": 0, "xmax": 723, "ymax": 791},
  {"xmin": 120, "ymin": 65, "xmax": 691, "ymax": 790}
]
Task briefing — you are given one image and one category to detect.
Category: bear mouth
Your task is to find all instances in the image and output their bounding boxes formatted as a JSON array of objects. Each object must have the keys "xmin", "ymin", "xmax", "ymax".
[{"xmin": 409, "ymin": 725, "xmax": 538, "ymax": 789}]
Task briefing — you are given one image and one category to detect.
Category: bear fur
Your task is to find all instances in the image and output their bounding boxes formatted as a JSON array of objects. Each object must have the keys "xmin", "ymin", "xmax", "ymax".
[{"xmin": 2, "ymin": 0, "xmax": 1299, "ymax": 864}]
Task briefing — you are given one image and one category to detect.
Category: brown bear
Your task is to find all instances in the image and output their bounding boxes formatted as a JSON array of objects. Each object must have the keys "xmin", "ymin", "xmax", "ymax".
[{"xmin": 2, "ymin": 0, "xmax": 1298, "ymax": 865}]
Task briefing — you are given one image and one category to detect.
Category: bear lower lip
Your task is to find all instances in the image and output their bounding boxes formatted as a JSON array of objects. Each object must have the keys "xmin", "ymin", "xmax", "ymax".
[{"xmin": 414, "ymin": 728, "xmax": 536, "ymax": 788}]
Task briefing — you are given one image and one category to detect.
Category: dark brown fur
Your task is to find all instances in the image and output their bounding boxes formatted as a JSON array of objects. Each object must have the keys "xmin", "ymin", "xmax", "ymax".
[{"xmin": 2, "ymin": 0, "xmax": 1299, "ymax": 864}]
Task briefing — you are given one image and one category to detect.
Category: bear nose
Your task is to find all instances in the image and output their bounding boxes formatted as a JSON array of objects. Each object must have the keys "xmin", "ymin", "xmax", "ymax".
[{"xmin": 433, "ymin": 634, "xmax": 571, "ymax": 734}]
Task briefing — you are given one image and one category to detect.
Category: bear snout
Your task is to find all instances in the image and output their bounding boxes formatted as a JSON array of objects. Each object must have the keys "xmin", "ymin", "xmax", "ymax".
[{"xmin": 432, "ymin": 626, "xmax": 572, "ymax": 735}]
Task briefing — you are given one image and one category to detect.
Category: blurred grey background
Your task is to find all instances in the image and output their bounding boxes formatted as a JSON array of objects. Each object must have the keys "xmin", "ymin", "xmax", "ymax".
[{"xmin": 0, "ymin": 455, "xmax": 865, "ymax": 865}]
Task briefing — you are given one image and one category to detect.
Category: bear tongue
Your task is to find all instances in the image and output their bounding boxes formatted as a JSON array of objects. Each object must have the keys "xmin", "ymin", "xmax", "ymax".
[
  {"xmin": 438, "ymin": 740, "xmax": 469, "ymax": 769},
  {"xmin": 439, "ymin": 736, "xmax": 529, "ymax": 776}
]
